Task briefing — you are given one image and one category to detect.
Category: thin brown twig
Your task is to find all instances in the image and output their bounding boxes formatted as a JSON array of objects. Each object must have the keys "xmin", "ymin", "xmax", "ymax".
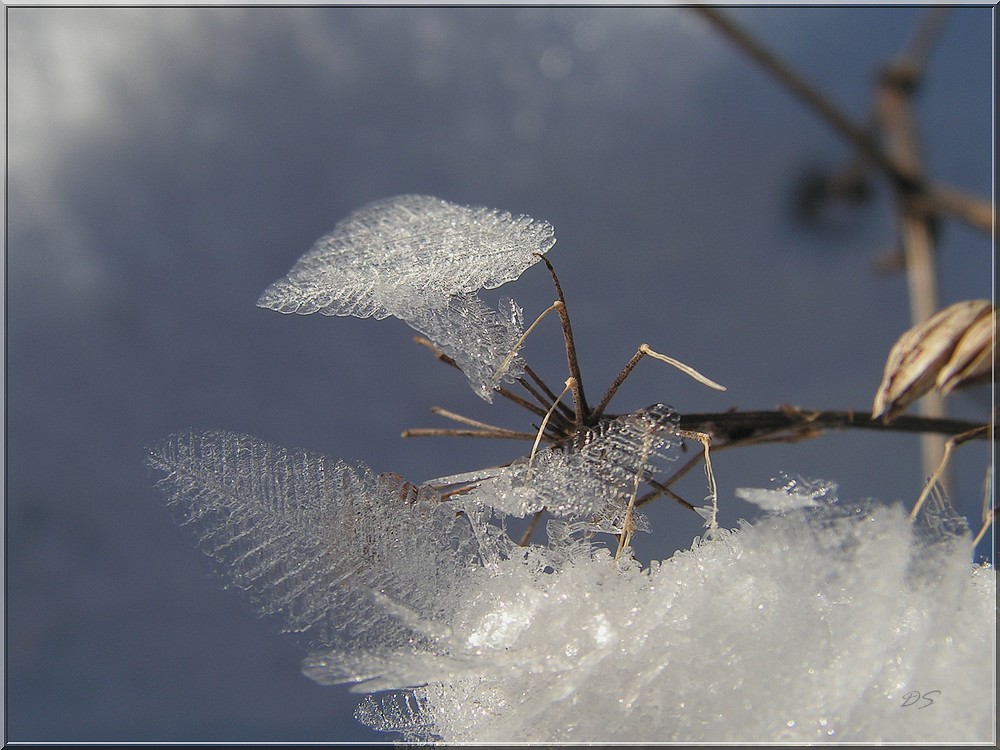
[
  {"xmin": 496, "ymin": 386, "xmax": 556, "ymax": 422},
  {"xmin": 402, "ymin": 427, "xmax": 546, "ymax": 441},
  {"xmin": 636, "ymin": 450, "xmax": 706, "ymax": 508},
  {"xmin": 523, "ymin": 365, "xmax": 577, "ymax": 423},
  {"xmin": 412, "ymin": 335, "xmax": 554, "ymax": 421},
  {"xmin": 536, "ymin": 254, "xmax": 590, "ymax": 425},
  {"xmin": 519, "ymin": 509, "xmax": 546, "ymax": 546},
  {"xmin": 593, "ymin": 347, "xmax": 646, "ymax": 420},
  {"xmin": 674, "ymin": 409, "xmax": 988, "ymax": 441},
  {"xmin": 634, "ymin": 409, "xmax": 991, "ymax": 509},
  {"xmin": 644, "ymin": 477, "xmax": 697, "ymax": 512},
  {"xmin": 517, "ymin": 374, "xmax": 575, "ymax": 428}
]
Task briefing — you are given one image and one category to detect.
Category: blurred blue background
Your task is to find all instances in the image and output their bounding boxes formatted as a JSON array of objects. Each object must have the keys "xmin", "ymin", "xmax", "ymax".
[{"xmin": 6, "ymin": 6, "xmax": 993, "ymax": 742}]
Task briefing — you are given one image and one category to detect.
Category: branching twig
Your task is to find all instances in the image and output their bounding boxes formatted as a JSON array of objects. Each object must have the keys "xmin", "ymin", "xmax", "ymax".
[
  {"xmin": 632, "ymin": 409, "xmax": 991, "ymax": 510},
  {"xmin": 412, "ymin": 335, "xmax": 556, "ymax": 421},
  {"xmin": 518, "ymin": 371, "xmax": 575, "ymax": 427},
  {"xmin": 693, "ymin": 6, "xmax": 992, "ymax": 234},
  {"xmin": 592, "ymin": 344, "xmax": 725, "ymax": 420}
]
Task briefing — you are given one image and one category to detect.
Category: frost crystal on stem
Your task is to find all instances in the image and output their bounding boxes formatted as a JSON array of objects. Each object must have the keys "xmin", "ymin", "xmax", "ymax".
[
  {"xmin": 453, "ymin": 404, "xmax": 681, "ymax": 523},
  {"xmin": 257, "ymin": 194, "xmax": 556, "ymax": 400}
]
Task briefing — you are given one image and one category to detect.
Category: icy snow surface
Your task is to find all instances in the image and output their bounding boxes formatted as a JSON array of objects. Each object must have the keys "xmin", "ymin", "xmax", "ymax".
[
  {"xmin": 347, "ymin": 496, "xmax": 994, "ymax": 743},
  {"xmin": 149, "ymin": 434, "xmax": 995, "ymax": 743}
]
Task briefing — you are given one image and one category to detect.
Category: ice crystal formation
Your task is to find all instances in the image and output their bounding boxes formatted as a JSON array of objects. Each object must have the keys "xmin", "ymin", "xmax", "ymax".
[
  {"xmin": 431, "ymin": 403, "xmax": 681, "ymax": 520},
  {"xmin": 150, "ymin": 196, "xmax": 995, "ymax": 743},
  {"xmin": 147, "ymin": 430, "xmax": 495, "ymax": 656},
  {"xmin": 257, "ymin": 194, "xmax": 556, "ymax": 400}
]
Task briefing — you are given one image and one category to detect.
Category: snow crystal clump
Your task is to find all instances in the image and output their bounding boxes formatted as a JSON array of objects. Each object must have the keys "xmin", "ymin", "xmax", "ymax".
[{"xmin": 352, "ymin": 496, "xmax": 994, "ymax": 743}]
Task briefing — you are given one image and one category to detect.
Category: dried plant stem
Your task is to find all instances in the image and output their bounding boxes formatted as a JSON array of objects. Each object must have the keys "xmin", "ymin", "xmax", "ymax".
[
  {"xmin": 430, "ymin": 406, "xmax": 513, "ymax": 433},
  {"xmin": 641, "ymin": 345, "xmax": 727, "ymax": 391},
  {"xmin": 528, "ymin": 379, "xmax": 575, "ymax": 476},
  {"xmin": 679, "ymin": 429, "xmax": 718, "ymax": 533},
  {"xmin": 536, "ymin": 254, "xmax": 589, "ymax": 425},
  {"xmin": 401, "ymin": 427, "xmax": 544, "ymax": 441},
  {"xmin": 498, "ymin": 386, "xmax": 558, "ymax": 423},
  {"xmin": 972, "ymin": 508, "xmax": 996, "ymax": 548},
  {"xmin": 519, "ymin": 509, "xmax": 545, "ymax": 547},
  {"xmin": 593, "ymin": 347, "xmax": 646, "ymax": 419},
  {"xmin": 516, "ymin": 374, "xmax": 575, "ymax": 431},
  {"xmin": 616, "ymin": 428, "xmax": 653, "ymax": 561},
  {"xmin": 644, "ymin": 477, "xmax": 697, "ymax": 512},
  {"xmin": 413, "ymin": 335, "xmax": 554, "ymax": 421},
  {"xmin": 975, "ymin": 465, "xmax": 996, "ymax": 546},
  {"xmin": 412, "ymin": 404, "xmax": 552, "ymax": 442},
  {"xmin": 910, "ymin": 424, "xmax": 991, "ymax": 521},
  {"xmin": 694, "ymin": 7, "xmax": 900, "ymax": 182},
  {"xmin": 675, "ymin": 409, "xmax": 987, "ymax": 441},
  {"xmin": 635, "ymin": 409, "xmax": 991, "ymax": 510},
  {"xmin": 901, "ymin": 210, "xmax": 948, "ymax": 484},
  {"xmin": 897, "ymin": 6, "xmax": 951, "ymax": 74},
  {"xmin": 636, "ymin": 451, "xmax": 706, "ymax": 509},
  {"xmin": 876, "ymin": 12, "xmax": 950, "ymax": 487},
  {"xmin": 592, "ymin": 344, "xmax": 726, "ymax": 420},
  {"xmin": 486, "ymin": 300, "xmax": 563, "ymax": 397}
]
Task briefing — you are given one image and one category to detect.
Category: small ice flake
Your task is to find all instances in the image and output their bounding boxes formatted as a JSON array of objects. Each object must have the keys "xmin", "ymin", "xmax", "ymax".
[
  {"xmin": 354, "ymin": 691, "xmax": 436, "ymax": 740},
  {"xmin": 736, "ymin": 472, "xmax": 838, "ymax": 513},
  {"xmin": 693, "ymin": 505, "xmax": 715, "ymax": 521}
]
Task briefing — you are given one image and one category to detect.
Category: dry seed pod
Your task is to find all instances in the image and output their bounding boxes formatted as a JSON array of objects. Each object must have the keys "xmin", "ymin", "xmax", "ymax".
[
  {"xmin": 936, "ymin": 308, "xmax": 996, "ymax": 394},
  {"xmin": 872, "ymin": 299, "xmax": 993, "ymax": 422}
]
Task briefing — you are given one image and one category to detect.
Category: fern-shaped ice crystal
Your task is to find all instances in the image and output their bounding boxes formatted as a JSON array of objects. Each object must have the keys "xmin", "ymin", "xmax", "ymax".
[
  {"xmin": 147, "ymin": 430, "xmax": 499, "ymax": 661},
  {"xmin": 257, "ymin": 195, "xmax": 557, "ymax": 400}
]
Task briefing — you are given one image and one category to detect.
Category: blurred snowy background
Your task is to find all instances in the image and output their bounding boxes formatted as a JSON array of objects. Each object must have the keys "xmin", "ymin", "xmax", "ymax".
[{"xmin": 6, "ymin": 6, "xmax": 993, "ymax": 742}]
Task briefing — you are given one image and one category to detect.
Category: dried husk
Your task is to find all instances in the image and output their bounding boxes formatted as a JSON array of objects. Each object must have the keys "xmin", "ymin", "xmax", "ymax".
[
  {"xmin": 936, "ymin": 308, "xmax": 996, "ymax": 394},
  {"xmin": 872, "ymin": 299, "xmax": 993, "ymax": 422}
]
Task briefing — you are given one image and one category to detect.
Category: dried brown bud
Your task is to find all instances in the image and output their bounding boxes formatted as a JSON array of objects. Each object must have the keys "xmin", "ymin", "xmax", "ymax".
[
  {"xmin": 936, "ymin": 308, "xmax": 996, "ymax": 394},
  {"xmin": 872, "ymin": 300, "xmax": 994, "ymax": 422}
]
